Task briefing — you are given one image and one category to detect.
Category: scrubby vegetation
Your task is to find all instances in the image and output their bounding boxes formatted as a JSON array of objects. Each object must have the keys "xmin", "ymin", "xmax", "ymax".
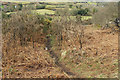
[{"xmin": 2, "ymin": 2, "xmax": 119, "ymax": 78}]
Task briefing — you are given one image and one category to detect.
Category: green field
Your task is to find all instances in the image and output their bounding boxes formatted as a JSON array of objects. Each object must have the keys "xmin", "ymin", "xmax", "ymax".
[
  {"xmin": 6, "ymin": 7, "xmax": 92, "ymax": 21},
  {"xmin": 46, "ymin": 5, "xmax": 57, "ymax": 8},
  {"xmin": 6, "ymin": 9, "xmax": 55, "ymax": 15},
  {"xmin": 32, "ymin": 9, "xmax": 55, "ymax": 15},
  {"xmin": 52, "ymin": 16, "xmax": 92, "ymax": 21},
  {"xmin": 6, "ymin": 11, "xmax": 92, "ymax": 21},
  {"xmin": 46, "ymin": 5, "xmax": 65, "ymax": 9},
  {"xmin": 9, "ymin": 1, "xmax": 30, "ymax": 4}
]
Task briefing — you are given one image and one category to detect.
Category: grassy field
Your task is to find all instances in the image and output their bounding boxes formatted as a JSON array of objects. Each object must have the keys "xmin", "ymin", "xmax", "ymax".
[
  {"xmin": 45, "ymin": 5, "xmax": 66, "ymax": 10},
  {"xmin": 52, "ymin": 16, "xmax": 92, "ymax": 21},
  {"xmin": 6, "ymin": 10, "xmax": 92, "ymax": 21},
  {"xmin": 32, "ymin": 9, "xmax": 55, "ymax": 15},
  {"xmin": 76, "ymin": 2, "xmax": 97, "ymax": 5},
  {"xmin": 46, "ymin": 5, "xmax": 57, "ymax": 8},
  {"xmin": 6, "ymin": 9, "xmax": 55, "ymax": 15},
  {"xmin": 5, "ymin": 1, "xmax": 30, "ymax": 4}
]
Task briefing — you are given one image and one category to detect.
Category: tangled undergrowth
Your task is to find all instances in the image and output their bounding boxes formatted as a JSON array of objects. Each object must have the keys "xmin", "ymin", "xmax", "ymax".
[{"xmin": 2, "ymin": 10, "xmax": 118, "ymax": 78}]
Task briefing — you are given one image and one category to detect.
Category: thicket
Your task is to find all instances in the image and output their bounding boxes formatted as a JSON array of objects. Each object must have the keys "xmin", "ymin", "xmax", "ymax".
[
  {"xmin": 71, "ymin": 8, "xmax": 90, "ymax": 16},
  {"xmin": 3, "ymin": 8, "xmax": 86, "ymax": 57},
  {"xmin": 2, "ymin": 10, "xmax": 52, "ymax": 51}
]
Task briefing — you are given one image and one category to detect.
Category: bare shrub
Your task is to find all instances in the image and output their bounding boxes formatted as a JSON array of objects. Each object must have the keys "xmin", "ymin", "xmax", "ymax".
[
  {"xmin": 2, "ymin": 10, "xmax": 51, "ymax": 50},
  {"xmin": 51, "ymin": 15, "xmax": 85, "ymax": 51}
]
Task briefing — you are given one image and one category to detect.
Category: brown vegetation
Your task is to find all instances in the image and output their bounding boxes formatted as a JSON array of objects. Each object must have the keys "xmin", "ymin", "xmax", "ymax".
[{"xmin": 2, "ymin": 2, "xmax": 118, "ymax": 78}]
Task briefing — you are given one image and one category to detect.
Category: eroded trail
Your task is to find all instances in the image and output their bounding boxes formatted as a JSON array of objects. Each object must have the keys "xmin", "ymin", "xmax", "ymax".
[{"xmin": 46, "ymin": 36, "xmax": 78, "ymax": 78}]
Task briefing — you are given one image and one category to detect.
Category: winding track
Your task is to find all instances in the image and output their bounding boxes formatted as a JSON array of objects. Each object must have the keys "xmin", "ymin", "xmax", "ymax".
[{"xmin": 46, "ymin": 36, "xmax": 80, "ymax": 78}]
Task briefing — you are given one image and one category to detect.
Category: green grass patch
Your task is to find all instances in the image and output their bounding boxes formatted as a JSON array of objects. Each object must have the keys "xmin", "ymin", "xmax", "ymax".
[
  {"xmin": 33, "ymin": 9, "xmax": 55, "ymax": 15},
  {"xmin": 6, "ymin": 12, "xmax": 16, "ymax": 15},
  {"xmin": 52, "ymin": 16, "xmax": 92, "ymax": 21},
  {"xmin": 6, "ymin": 1, "xmax": 30, "ymax": 4},
  {"xmin": 81, "ymin": 16, "xmax": 92, "ymax": 21},
  {"xmin": 45, "ymin": 5, "xmax": 66, "ymax": 10},
  {"xmin": 46, "ymin": 5, "xmax": 57, "ymax": 8}
]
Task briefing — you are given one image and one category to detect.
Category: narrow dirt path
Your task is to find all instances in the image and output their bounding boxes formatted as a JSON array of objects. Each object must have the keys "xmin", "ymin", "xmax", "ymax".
[{"xmin": 46, "ymin": 36, "xmax": 79, "ymax": 78}]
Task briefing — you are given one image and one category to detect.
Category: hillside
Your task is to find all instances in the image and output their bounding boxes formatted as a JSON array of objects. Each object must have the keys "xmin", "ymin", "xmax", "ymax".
[{"xmin": 2, "ymin": 25, "xmax": 118, "ymax": 78}]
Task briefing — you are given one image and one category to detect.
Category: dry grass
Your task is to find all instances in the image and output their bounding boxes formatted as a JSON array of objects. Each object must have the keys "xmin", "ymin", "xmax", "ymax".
[
  {"xmin": 2, "ymin": 41, "xmax": 68, "ymax": 78},
  {"xmin": 58, "ymin": 26, "xmax": 118, "ymax": 78}
]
